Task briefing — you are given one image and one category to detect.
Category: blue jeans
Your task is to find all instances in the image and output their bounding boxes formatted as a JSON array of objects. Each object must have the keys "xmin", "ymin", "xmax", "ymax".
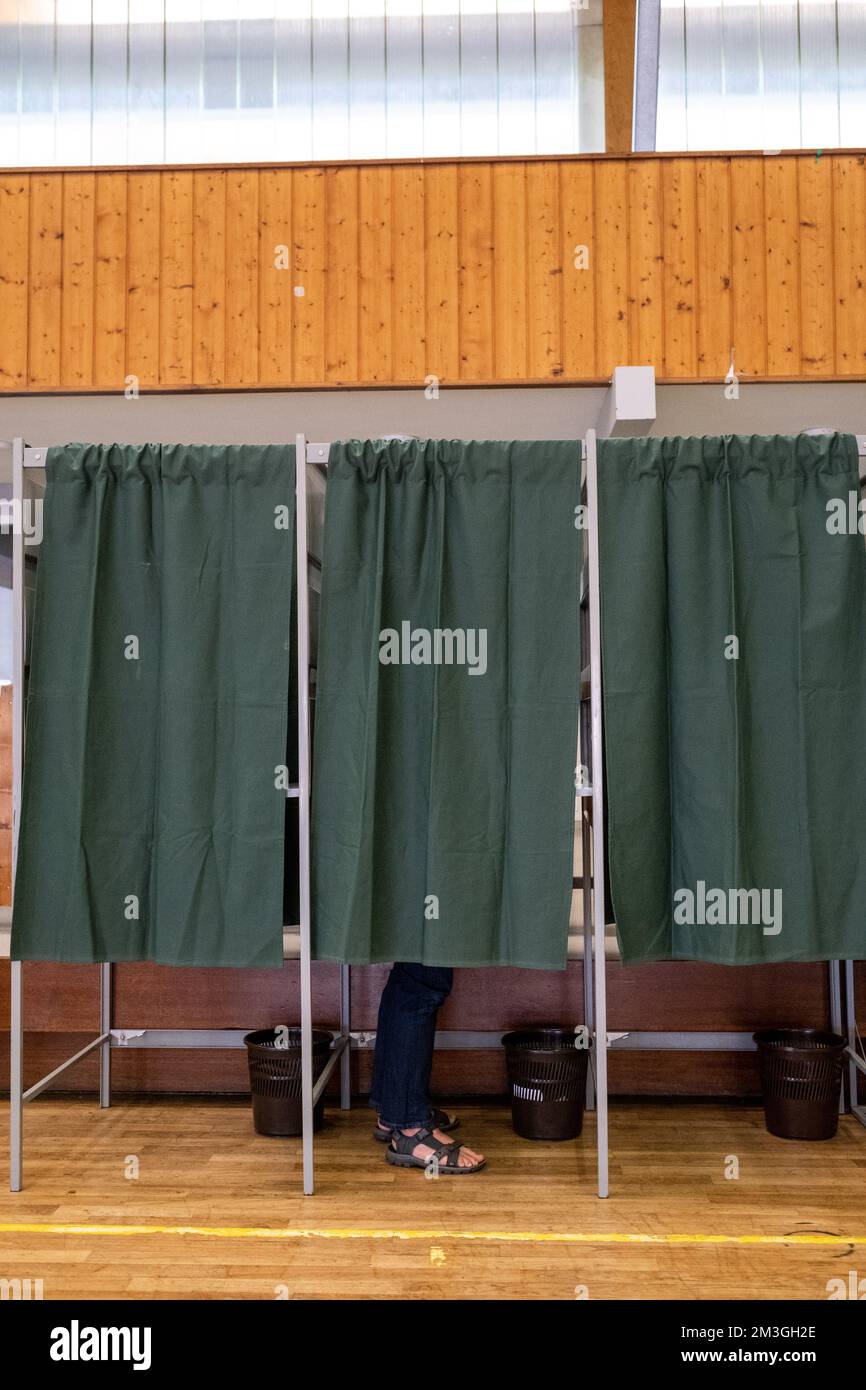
[{"xmin": 370, "ymin": 963, "xmax": 454, "ymax": 1128}]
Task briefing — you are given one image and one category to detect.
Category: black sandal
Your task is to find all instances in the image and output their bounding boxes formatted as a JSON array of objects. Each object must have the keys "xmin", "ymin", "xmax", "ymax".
[
  {"xmin": 373, "ymin": 1107, "xmax": 459, "ymax": 1143},
  {"xmin": 385, "ymin": 1126, "xmax": 486, "ymax": 1175}
]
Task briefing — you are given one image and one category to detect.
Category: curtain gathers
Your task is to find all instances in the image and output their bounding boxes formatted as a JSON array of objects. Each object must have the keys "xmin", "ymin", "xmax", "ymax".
[
  {"xmin": 12, "ymin": 443, "xmax": 295, "ymax": 967},
  {"xmin": 311, "ymin": 439, "xmax": 581, "ymax": 969},
  {"xmin": 598, "ymin": 432, "xmax": 866, "ymax": 965}
]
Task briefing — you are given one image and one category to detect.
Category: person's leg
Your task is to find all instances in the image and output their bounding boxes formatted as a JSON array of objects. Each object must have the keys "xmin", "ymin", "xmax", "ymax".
[
  {"xmin": 370, "ymin": 963, "xmax": 486, "ymax": 1173},
  {"xmin": 371, "ymin": 963, "xmax": 453, "ymax": 1127}
]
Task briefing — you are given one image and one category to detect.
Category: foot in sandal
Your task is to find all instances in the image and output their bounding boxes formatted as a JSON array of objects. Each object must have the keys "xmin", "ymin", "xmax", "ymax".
[
  {"xmin": 386, "ymin": 1125, "xmax": 486, "ymax": 1174},
  {"xmin": 373, "ymin": 1107, "xmax": 459, "ymax": 1142}
]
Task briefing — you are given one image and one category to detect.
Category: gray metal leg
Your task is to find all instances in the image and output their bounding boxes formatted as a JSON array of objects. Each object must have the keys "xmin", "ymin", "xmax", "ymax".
[
  {"xmin": 295, "ymin": 434, "xmax": 315, "ymax": 1195},
  {"xmin": 99, "ymin": 963, "xmax": 112, "ymax": 1108},
  {"xmin": 10, "ymin": 437, "xmax": 25, "ymax": 1192},
  {"xmin": 581, "ymin": 809, "xmax": 595, "ymax": 1112},
  {"xmin": 829, "ymin": 959, "xmax": 842, "ymax": 1031},
  {"xmin": 829, "ymin": 960, "xmax": 845, "ymax": 1112},
  {"xmin": 340, "ymin": 964, "xmax": 351, "ymax": 1109},
  {"xmin": 585, "ymin": 428, "xmax": 609, "ymax": 1199},
  {"xmin": 591, "ymin": 820, "xmax": 609, "ymax": 1199},
  {"xmin": 10, "ymin": 961, "xmax": 23, "ymax": 1192},
  {"xmin": 633, "ymin": 0, "xmax": 661, "ymax": 151},
  {"xmin": 845, "ymin": 960, "xmax": 859, "ymax": 1115}
]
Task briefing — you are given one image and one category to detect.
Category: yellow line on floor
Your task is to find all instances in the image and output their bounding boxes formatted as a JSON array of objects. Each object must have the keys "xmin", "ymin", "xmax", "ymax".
[{"xmin": 0, "ymin": 1222, "xmax": 864, "ymax": 1247}]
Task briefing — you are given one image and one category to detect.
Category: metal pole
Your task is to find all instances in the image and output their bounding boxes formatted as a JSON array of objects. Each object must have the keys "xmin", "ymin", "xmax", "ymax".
[
  {"xmin": 581, "ymin": 798, "xmax": 595, "ymax": 1112},
  {"xmin": 632, "ymin": 0, "xmax": 661, "ymax": 152},
  {"xmin": 829, "ymin": 959, "xmax": 842, "ymax": 1030},
  {"xmin": 585, "ymin": 428, "xmax": 610, "ymax": 1198},
  {"xmin": 9, "ymin": 437, "xmax": 25, "ymax": 1191},
  {"xmin": 99, "ymin": 963, "xmax": 112, "ymax": 1108},
  {"xmin": 829, "ymin": 960, "xmax": 845, "ymax": 1112},
  {"xmin": 845, "ymin": 960, "xmax": 858, "ymax": 1116},
  {"xmin": 295, "ymin": 434, "xmax": 315, "ymax": 1195},
  {"xmin": 340, "ymin": 965, "xmax": 351, "ymax": 1109},
  {"xmin": 579, "ymin": 471, "xmax": 595, "ymax": 1112}
]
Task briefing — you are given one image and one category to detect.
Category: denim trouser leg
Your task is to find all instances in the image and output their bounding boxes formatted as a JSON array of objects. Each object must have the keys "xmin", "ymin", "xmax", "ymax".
[{"xmin": 370, "ymin": 963, "xmax": 454, "ymax": 1129}]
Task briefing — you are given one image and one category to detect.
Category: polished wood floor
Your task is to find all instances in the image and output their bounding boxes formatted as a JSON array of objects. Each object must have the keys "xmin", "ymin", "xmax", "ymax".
[{"xmin": 1, "ymin": 1097, "xmax": 864, "ymax": 1300}]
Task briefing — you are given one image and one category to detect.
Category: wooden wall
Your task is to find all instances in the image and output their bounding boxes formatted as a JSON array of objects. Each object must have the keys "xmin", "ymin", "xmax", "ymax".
[
  {"xmin": 1, "ymin": 152, "xmax": 865, "ymax": 393},
  {"xmin": 2, "ymin": 957, "xmax": 862, "ymax": 1100}
]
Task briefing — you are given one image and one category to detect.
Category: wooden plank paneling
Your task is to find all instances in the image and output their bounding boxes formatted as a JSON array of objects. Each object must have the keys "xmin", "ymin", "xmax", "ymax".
[
  {"xmin": 764, "ymin": 158, "xmax": 801, "ymax": 375},
  {"xmin": 730, "ymin": 157, "xmax": 767, "ymax": 378},
  {"xmin": 60, "ymin": 173, "xmax": 96, "ymax": 387},
  {"xmin": 126, "ymin": 172, "xmax": 161, "ymax": 388},
  {"xmin": 226, "ymin": 169, "xmax": 260, "ymax": 385},
  {"xmin": 525, "ymin": 161, "xmax": 563, "ymax": 379},
  {"xmin": 593, "ymin": 160, "xmax": 630, "ymax": 375},
  {"xmin": 93, "ymin": 173, "xmax": 127, "ymax": 388},
  {"xmin": 391, "ymin": 164, "xmax": 425, "ymax": 384},
  {"xmin": 292, "ymin": 167, "xmax": 326, "ymax": 384},
  {"xmin": 0, "ymin": 175, "xmax": 30, "ymax": 388},
  {"xmin": 457, "ymin": 162, "xmax": 494, "ymax": 380},
  {"xmin": 159, "ymin": 171, "xmax": 194, "ymax": 385},
  {"xmin": 559, "ymin": 161, "xmax": 596, "ymax": 378},
  {"xmin": 492, "ymin": 162, "xmax": 527, "ymax": 380},
  {"xmin": 798, "ymin": 156, "xmax": 835, "ymax": 376},
  {"xmin": 192, "ymin": 169, "xmax": 226, "ymax": 386},
  {"xmin": 1, "ymin": 155, "xmax": 864, "ymax": 392},
  {"xmin": 324, "ymin": 165, "xmax": 358, "ymax": 382},
  {"xmin": 4, "ymin": 956, "xmax": 858, "ymax": 1104},
  {"xmin": 259, "ymin": 169, "xmax": 293, "ymax": 385},
  {"xmin": 423, "ymin": 163, "xmax": 460, "ymax": 384},
  {"xmin": 28, "ymin": 175, "xmax": 64, "ymax": 389},
  {"xmin": 695, "ymin": 159, "xmax": 732, "ymax": 378},
  {"xmin": 358, "ymin": 165, "xmax": 392, "ymax": 383},
  {"xmin": 661, "ymin": 158, "xmax": 698, "ymax": 376},
  {"xmin": 627, "ymin": 159, "xmax": 664, "ymax": 369},
  {"xmin": 832, "ymin": 155, "xmax": 866, "ymax": 376}
]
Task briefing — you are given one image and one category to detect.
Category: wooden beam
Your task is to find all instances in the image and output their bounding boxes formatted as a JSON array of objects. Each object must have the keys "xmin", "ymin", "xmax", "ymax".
[{"xmin": 603, "ymin": 0, "xmax": 638, "ymax": 154}]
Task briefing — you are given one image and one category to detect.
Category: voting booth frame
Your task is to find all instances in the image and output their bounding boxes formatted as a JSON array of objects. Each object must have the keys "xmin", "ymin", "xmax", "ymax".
[{"xmin": 7, "ymin": 432, "xmax": 866, "ymax": 1198}]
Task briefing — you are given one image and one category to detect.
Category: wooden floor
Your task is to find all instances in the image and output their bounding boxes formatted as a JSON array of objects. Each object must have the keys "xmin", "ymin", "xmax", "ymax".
[{"xmin": 1, "ymin": 1097, "xmax": 864, "ymax": 1300}]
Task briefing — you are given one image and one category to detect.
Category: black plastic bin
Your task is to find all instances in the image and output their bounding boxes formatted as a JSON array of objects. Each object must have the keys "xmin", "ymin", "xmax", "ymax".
[
  {"xmin": 753, "ymin": 1027, "xmax": 845, "ymax": 1141},
  {"xmin": 502, "ymin": 1027, "xmax": 591, "ymax": 1140},
  {"xmin": 244, "ymin": 1027, "xmax": 333, "ymax": 1137}
]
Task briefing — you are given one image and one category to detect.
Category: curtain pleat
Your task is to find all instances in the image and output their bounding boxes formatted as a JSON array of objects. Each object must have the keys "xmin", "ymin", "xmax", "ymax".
[
  {"xmin": 311, "ymin": 439, "xmax": 581, "ymax": 969},
  {"xmin": 598, "ymin": 432, "xmax": 866, "ymax": 965},
  {"xmin": 12, "ymin": 443, "xmax": 295, "ymax": 967}
]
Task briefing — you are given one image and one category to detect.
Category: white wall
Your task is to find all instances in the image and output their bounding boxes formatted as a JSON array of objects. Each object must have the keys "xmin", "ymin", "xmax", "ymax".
[{"xmin": 2, "ymin": 381, "xmax": 866, "ymax": 474}]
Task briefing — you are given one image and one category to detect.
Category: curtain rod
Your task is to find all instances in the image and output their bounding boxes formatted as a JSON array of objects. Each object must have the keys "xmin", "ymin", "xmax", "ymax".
[{"xmin": 16, "ymin": 438, "xmax": 866, "ymax": 469}]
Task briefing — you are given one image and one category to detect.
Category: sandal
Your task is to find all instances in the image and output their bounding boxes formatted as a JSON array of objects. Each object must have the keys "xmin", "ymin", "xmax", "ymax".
[
  {"xmin": 373, "ymin": 1107, "xmax": 459, "ymax": 1143},
  {"xmin": 385, "ymin": 1125, "xmax": 486, "ymax": 1175}
]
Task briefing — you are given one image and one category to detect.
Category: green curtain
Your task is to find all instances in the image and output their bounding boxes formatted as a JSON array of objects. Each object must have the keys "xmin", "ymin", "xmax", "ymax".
[
  {"xmin": 598, "ymin": 432, "xmax": 866, "ymax": 965},
  {"xmin": 311, "ymin": 439, "xmax": 580, "ymax": 969},
  {"xmin": 11, "ymin": 443, "xmax": 295, "ymax": 966}
]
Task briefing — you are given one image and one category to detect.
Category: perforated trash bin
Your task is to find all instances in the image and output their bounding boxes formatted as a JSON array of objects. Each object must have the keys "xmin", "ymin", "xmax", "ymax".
[
  {"xmin": 244, "ymin": 1027, "xmax": 333, "ymax": 1136},
  {"xmin": 753, "ymin": 1028, "xmax": 845, "ymax": 1141},
  {"xmin": 502, "ymin": 1027, "xmax": 591, "ymax": 1140}
]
